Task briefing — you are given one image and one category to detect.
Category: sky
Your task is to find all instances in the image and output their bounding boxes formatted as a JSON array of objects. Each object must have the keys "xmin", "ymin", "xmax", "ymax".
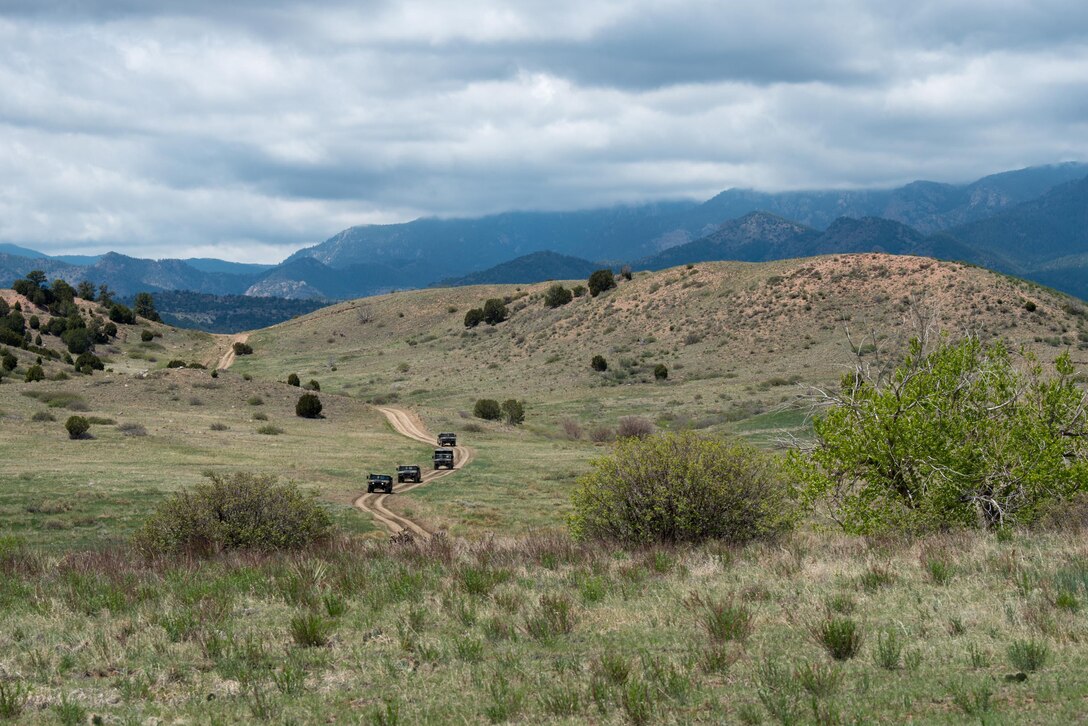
[{"xmin": 1, "ymin": 1, "xmax": 1086, "ymax": 263}]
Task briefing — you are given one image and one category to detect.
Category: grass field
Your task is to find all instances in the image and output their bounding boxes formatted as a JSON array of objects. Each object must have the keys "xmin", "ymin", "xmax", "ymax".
[{"xmin": 1, "ymin": 529, "xmax": 1086, "ymax": 724}]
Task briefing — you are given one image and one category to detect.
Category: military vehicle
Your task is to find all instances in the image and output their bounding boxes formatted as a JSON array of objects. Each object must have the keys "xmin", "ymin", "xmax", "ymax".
[
  {"xmin": 366, "ymin": 473, "xmax": 394, "ymax": 493},
  {"xmin": 437, "ymin": 432, "xmax": 457, "ymax": 446},
  {"xmin": 433, "ymin": 448, "xmax": 455, "ymax": 470},
  {"xmin": 397, "ymin": 465, "xmax": 422, "ymax": 483}
]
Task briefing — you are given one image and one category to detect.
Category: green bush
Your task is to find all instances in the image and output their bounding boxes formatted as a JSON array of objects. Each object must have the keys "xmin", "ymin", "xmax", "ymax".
[
  {"xmin": 1, "ymin": 350, "xmax": 16, "ymax": 371},
  {"xmin": 166, "ymin": 359, "xmax": 186, "ymax": 368},
  {"xmin": 232, "ymin": 341, "xmax": 253, "ymax": 355},
  {"xmin": 572, "ymin": 285, "xmax": 587, "ymax": 298},
  {"xmin": 108, "ymin": 303, "xmax": 136, "ymax": 325},
  {"xmin": 133, "ymin": 471, "xmax": 333, "ymax": 557},
  {"xmin": 653, "ymin": 364, "xmax": 668, "ymax": 380},
  {"xmin": 287, "ymin": 373, "xmax": 300, "ymax": 387},
  {"xmin": 501, "ymin": 399, "xmax": 525, "ymax": 425},
  {"xmin": 65, "ymin": 415, "xmax": 89, "ymax": 439},
  {"xmin": 591, "ymin": 355, "xmax": 608, "ymax": 372},
  {"xmin": 570, "ymin": 431, "xmax": 793, "ymax": 545},
  {"xmin": 464, "ymin": 308, "xmax": 485, "ymax": 328},
  {"xmin": 296, "ymin": 393, "xmax": 323, "ymax": 418},
  {"xmin": 483, "ymin": 298, "xmax": 508, "ymax": 325},
  {"xmin": 790, "ymin": 337, "xmax": 1088, "ymax": 533},
  {"xmin": 61, "ymin": 327, "xmax": 93, "ymax": 354},
  {"xmin": 474, "ymin": 398, "xmax": 503, "ymax": 421},
  {"xmin": 140, "ymin": 329, "xmax": 154, "ymax": 342},
  {"xmin": 543, "ymin": 284, "xmax": 573, "ymax": 308},
  {"xmin": 75, "ymin": 352, "xmax": 103, "ymax": 371},
  {"xmin": 588, "ymin": 269, "xmax": 616, "ymax": 297},
  {"xmin": 304, "ymin": 379, "xmax": 321, "ymax": 391},
  {"xmin": 23, "ymin": 365, "xmax": 44, "ymax": 382}
]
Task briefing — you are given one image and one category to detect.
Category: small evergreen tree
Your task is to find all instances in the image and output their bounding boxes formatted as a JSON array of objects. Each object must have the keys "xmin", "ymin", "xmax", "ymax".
[
  {"xmin": 65, "ymin": 415, "xmax": 90, "ymax": 439},
  {"xmin": 108, "ymin": 304, "xmax": 136, "ymax": 325},
  {"xmin": 473, "ymin": 398, "xmax": 503, "ymax": 420},
  {"xmin": 654, "ymin": 364, "xmax": 668, "ymax": 380},
  {"xmin": 587, "ymin": 269, "xmax": 616, "ymax": 297},
  {"xmin": 232, "ymin": 341, "xmax": 253, "ymax": 355},
  {"xmin": 296, "ymin": 393, "xmax": 323, "ymax": 418},
  {"xmin": 133, "ymin": 292, "xmax": 162, "ymax": 322},
  {"xmin": 464, "ymin": 308, "xmax": 485, "ymax": 328},
  {"xmin": 287, "ymin": 373, "xmax": 301, "ymax": 387},
  {"xmin": 591, "ymin": 355, "xmax": 608, "ymax": 372},
  {"xmin": 24, "ymin": 364, "xmax": 44, "ymax": 382},
  {"xmin": 305, "ymin": 379, "xmax": 320, "ymax": 391},
  {"xmin": 482, "ymin": 298, "xmax": 508, "ymax": 325},
  {"xmin": 76, "ymin": 280, "xmax": 96, "ymax": 301},
  {"xmin": 140, "ymin": 329, "xmax": 154, "ymax": 342},
  {"xmin": 61, "ymin": 328, "xmax": 93, "ymax": 354},
  {"xmin": 543, "ymin": 284, "xmax": 573, "ymax": 308},
  {"xmin": 501, "ymin": 399, "xmax": 525, "ymax": 425}
]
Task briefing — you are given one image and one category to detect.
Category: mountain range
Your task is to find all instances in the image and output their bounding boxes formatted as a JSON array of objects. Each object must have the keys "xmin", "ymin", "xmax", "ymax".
[{"xmin": 2, "ymin": 162, "xmax": 1087, "ymax": 324}]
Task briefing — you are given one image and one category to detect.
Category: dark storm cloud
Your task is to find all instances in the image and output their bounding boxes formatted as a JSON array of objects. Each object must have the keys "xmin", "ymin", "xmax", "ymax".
[{"xmin": 0, "ymin": 1, "xmax": 1086, "ymax": 261}]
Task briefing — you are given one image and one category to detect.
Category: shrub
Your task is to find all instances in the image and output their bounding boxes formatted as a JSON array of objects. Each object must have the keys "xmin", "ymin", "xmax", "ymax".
[
  {"xmin": 562, "ymin": 419, "xmax": 584, "ymax": 440},
  {"xmin": 23, "ymin": 365, "xmax": 44, "ymax": 382},
  {"xmin": 257, "ymin": 424, "xmax": 283, "ymax": 435},
  {"xmin": 133, "ymin": 471, "xmax": 333, "ymax": 556},
  {"xmin": 501, "ymin": 399, "xmax": 525, "ymax": 425},
  {"xmin": 653, "ymin": 363, "xmax": 668, "ymax": 380},
  {"xmin": 286, "ymin": 373, "xmax": 300, "ymax": 386},
  {"xmin": 108, "ymin": 304, "xmax": 136, "ymax": 324},
  {"xmin": 74, "ymin": 352, "xmax": 103, "ymax": 371},
  {"xmin": 543, "ymin": 284, "xmax": 573, "ymax": 308},
  {"xmin": 572, "ymin": 284, "xmax": 587, "ymax": 297},
  {"xmin": 166, "ymin": 359, "xmax": 186, "ymax": 368},
  {"xmin": 31, "ymin": 410, "xmax": 55, "ymax": 422},
  {"xmin": 591, "ymin": 355, "xmax": 608, "ymax": 372},
  {"xmin": 464, "ymin": 308, "xmax": 485, "ymax": 328},
  {"xmin": 589, "ymin": 426, "xmax": 615, "ymax": 443},
  {"xmin": 474, "ymin": 398, "xmax": 502, "ymax": 421},
  {"xmin": 588, "ymin": 269, "xmax": 616, "ymax": 297},
  {"xmin": 482, "ymin": 298, "xmax": 508, "ymax": 325},
  {"xmin": 304, "ymin": 379, "xmax": 321, "ymax": 391},
  {"xmin": 813, "ymin": 615, "xmax": 863, "ymax": 660},
  {"xmin": 248, "ymin": 396, "xmax": 264, "ymax": 406},
  {"xmin": 617, "ymin": 416, "xmax": 654, "ymax": 439},
  {"xmin": 65, "ymin": 415, "xmax": 90, "ymax": 439},
  {"xmin": 570, "ymin": 431, "xmax": 793, "ymax": 545},
  {"xmin": 1007, "ymin": 639, "xmax": 1049, "ymax": 672},
  {"xmin": 296, "ymin": 393, "xmax": 323, "ymax": 418},
  {"xmin": 232, "ymin": 341, "xmax": 253, "ymax": 355},
  {"xmin": 790, "ymin": 337, "xmax": 1088, "ymax": 532},
  {"xmin": 140, "ymin": 329, "xmax": 154, "ymax": 342},
  {"xmin": 1, "ymin": 351, "xmax": 16, "ymax": 371},
  {"xmin": 61, "ymin": 327, "xmax": 93, "ymax": 354}
]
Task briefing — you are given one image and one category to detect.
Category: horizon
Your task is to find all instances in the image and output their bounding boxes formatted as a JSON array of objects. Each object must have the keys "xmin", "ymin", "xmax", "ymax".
[{"xmin": 2, "ymin": 2, "xmax": 1088, "ymax": 263}]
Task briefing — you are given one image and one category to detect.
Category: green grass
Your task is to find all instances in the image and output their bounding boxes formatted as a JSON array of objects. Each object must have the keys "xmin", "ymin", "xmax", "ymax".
[{"xmin": 0, "ymin": 530, "xmax": 1083, "ymax": 723}]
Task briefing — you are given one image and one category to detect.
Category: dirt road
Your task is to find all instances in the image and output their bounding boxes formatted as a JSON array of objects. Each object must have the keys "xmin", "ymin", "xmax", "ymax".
[
  {"xmin": 214, "ymin": 333, "xmax": 250, "ymax": 370},
  {"xmin": 352, "ymin": 407, "xmax": 473, "ymax": 539}
]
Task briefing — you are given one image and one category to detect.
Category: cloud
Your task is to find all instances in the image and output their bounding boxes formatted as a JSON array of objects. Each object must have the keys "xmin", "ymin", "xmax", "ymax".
[{"xmin": 0, "ymin": 1, "xmax": 1085, "ymax": 262}]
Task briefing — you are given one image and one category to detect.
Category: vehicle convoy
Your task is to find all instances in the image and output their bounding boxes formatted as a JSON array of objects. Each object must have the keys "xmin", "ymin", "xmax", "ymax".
[
  {"xmin": 433, "ymin": 448, "xmax": 455, "ymax": 470},
  {"xmin": 397, "ymin": 465, "xmax": 422, "ymax": 483},
  {"xmin": 366, "ymin": 473, "xmax": 394, "ymax": 494},
  {"xmin": 437, "ymin": 432, "xmax": 457, "ymax": 446}
]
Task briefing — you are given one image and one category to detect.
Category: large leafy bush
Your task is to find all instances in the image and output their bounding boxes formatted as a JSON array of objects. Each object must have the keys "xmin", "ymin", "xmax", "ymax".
[
  {"xmin": 790, "ymin": 336, "xmax": 1088, "ymax": 532},
  {"xmin": 134, "ymin": 471, "xmax": 333, "ymax": 556},
  {"xmin": 569, "ymin": 431, "xmax": 792, "ymax": 545}
]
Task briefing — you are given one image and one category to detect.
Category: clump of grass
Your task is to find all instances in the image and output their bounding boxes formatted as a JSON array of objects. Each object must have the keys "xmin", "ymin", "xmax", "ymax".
[
  {"xmin": 874, "ymin": 629, "xmax": 903, "ymax": 670},
  {"xmin": 210, "ymin": 422, "xmax": 229, "ymax": 431},
  {"xmin": 252, "ymin": 411, "xmax": 269, "ymax": 421},
  {"xmin": 257, "ymin": 425, "xmax": 283, "ymax": 435},
  {"xmin": 795, "ymin": 661, "xmax": 843, "ymax": 699},
  {"xmin": 539, "ymin": 686, "xmax": 581, "ymax": 717},
  {"xmin": 756, "ymin": 656, "xmax": 802, "ymax": 725},
  {"xmin": 524, "ymin": 593, "xmax": 577, "ymax": 641},
  {"xmin": 30, "ymin": 410, "xmax": 55, "ymax": 422},
  {"xmin": 825, "ymin": 593, "xmax": 856, "ymax": 614},
  {"xmin": 858, "ymin": 563, "xmax": 896, "ymax": 592},
  {"xmin": 689, "ymin": 591, "xmax": 753, "ymax": 642},
  {"xmin": 950, "ymin": 679, "xmax": 994, "ymax": 717},
  {"xmin": 248, "ymin": 396, "xmax": 264, "ymax": 406},
  {"xmin": 0, "ymin": 679, "xmax": 29, "ymax": 719},
  {"xmin": 1007, "ymin": 638, "xmax": 1049, "ymax": 672},
  {"xmin": 460, "ymin": 566, "xmax": 509, "ymax": 596},
  {"xmin": 924, "ymin": 557, "xmax": 955, "ymax": 585},
  {"xmin": 812, "ymin": 615, "xmax": 863, "ymax": 660},
  {"xmin": 594, "ymin": 650, "xmax": 630, "ymax": 685},
  {"xmin": 620, "ymin": 678, "xmax": 656, "ymax": 725},
  {"xmin": 54, "ymin": 694, "xmax": 86, "ymax": 726},
  {"xmin": 483, "ymin": 674, "xmax": 525, "ymax": 723},
  {"xmin": 290, "ymin": 612, "xmax": 333, "ymax": 647},
  {"xmin": 118, "ymin": 422, "xmax": 147, "ymax": 436}
]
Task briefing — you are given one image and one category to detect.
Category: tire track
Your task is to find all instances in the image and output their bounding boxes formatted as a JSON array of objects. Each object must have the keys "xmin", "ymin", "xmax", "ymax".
[{"xmin": 352, "ymin": 407, "xmax": 473, "ymax": 538}]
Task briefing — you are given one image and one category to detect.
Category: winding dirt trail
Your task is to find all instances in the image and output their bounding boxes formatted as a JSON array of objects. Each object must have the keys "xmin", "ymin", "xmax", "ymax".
[
  {"xmin": 353, "ymin": 407, "xmax": 473, "ymax": 539},
  {"xmin": 214, "ymin": 333, "xmax": 251, "ymax": 370}
]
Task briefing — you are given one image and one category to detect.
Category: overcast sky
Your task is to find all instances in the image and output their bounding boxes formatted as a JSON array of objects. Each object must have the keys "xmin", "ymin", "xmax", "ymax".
[{"xmin": 1, "ymin": 1, "xmax": 1086, "ymax": 262}]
